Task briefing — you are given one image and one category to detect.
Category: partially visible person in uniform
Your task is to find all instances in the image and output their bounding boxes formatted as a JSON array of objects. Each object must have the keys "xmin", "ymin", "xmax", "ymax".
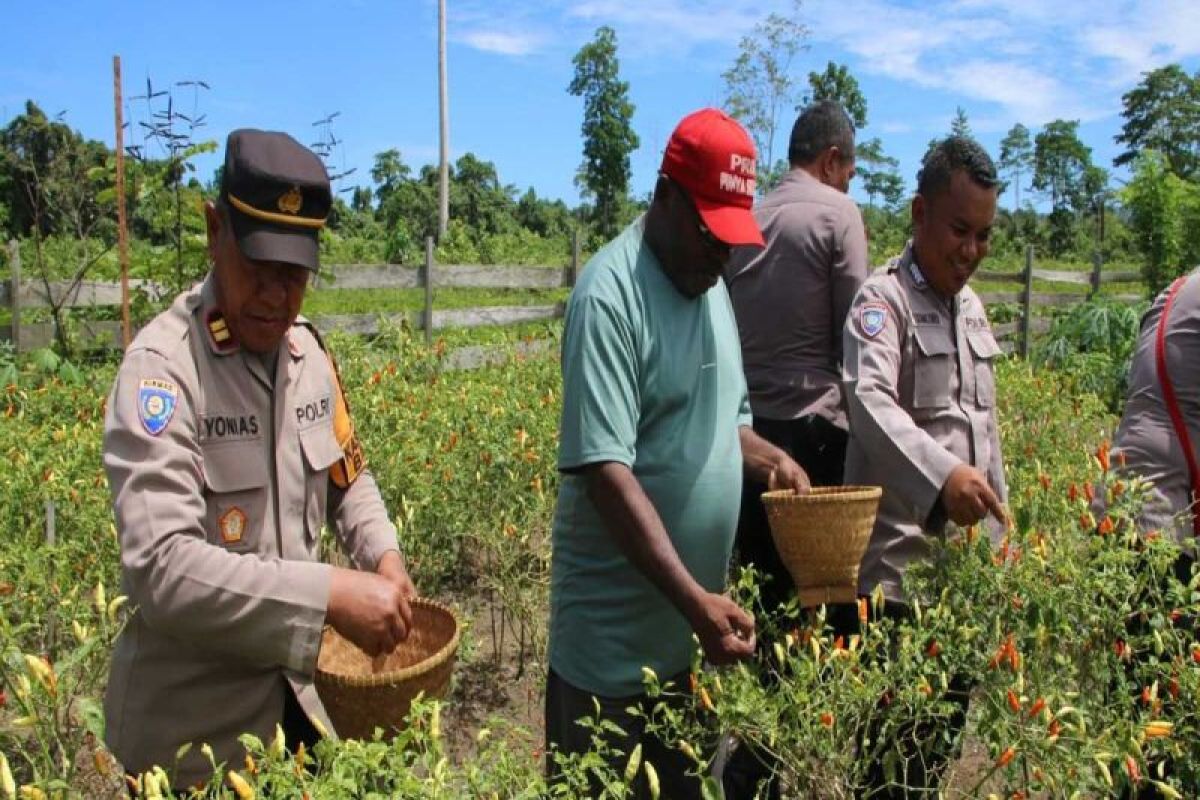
[
  {"xmin": 721, "ymin": 100, "xmax": 868, "ymax": 800},
  {"xmin": 103, "ymin": 129, "xmax": 416, "ymax": 789},
  {"xmin": 725, "ymin": 100, "xmax": 869, "ymax": 618},
  {"xmin": 842, "ymin": 136, "xmax": 1008, "ymax": 796},
  {"xmin": 545, "ymin": 108, "xmax": 809, "ymax": 800},
  {"xmin": 1099, "ymin": 268, "xmax": 1200, "ymax": 800},
  {"xmin": 1106, "ymin": 268, "xmax": 1200, "ymax": 552}
]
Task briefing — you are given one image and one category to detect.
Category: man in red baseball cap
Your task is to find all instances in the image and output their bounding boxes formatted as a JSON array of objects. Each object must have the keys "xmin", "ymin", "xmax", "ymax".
[{"xmin": 545, "ymin": 108, "xmax": 808, "ymax": 798}]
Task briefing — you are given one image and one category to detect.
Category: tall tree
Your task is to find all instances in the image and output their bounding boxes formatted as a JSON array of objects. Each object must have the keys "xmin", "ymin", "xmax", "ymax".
[
  {"xmin": 856, "ymin": 138, "xmax": 903, "ymax": 208},
  {"xmin": 804, "ymin": 61, "xmax": 867, "ymax": 128},
  {"xmin": 722, "ymin": 3, "xmax": 808, "ymax": 190},
  {"xmin": 950, "ymin": 106, "xmax": 972, "ymax": 138},
  {"xmin": 1033, "ymin": 119, "xmax": 1094, "ymax": 255},
  {"xmin": 999, "ymin": 123, "xmax": 1034, "ymax": 212},
  {"xmin": 1033, "ymin": 120, "xmax": 1092, "ymax": 213},
  {"xmin": 568, "ymin": 26, "xmax": 639, "ymax": 242},
  {"xmin": 1114, "ymin": 63, "xmax": 1200, "ymax": 179}
]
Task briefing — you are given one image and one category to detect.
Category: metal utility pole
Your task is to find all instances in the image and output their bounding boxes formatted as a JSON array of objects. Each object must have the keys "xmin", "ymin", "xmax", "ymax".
[
  {"xmin": 113, "ymin": 55, "xmax": 131, "ymax": 349},
  {"xmin": 437, "ymin": 0, "xmax": 450, "ymax": 240}
]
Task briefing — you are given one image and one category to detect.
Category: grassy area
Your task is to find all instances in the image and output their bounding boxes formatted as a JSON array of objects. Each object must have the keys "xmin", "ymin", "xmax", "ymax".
[{"xmin": 302, "ymin": 286, "xmax": 571, "ymax": 316}]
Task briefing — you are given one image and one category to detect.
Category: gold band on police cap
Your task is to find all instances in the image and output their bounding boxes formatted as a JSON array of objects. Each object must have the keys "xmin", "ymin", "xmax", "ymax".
[{"xmin": 227, "ymin": 193, "xmax": 327, "ymax": 229}]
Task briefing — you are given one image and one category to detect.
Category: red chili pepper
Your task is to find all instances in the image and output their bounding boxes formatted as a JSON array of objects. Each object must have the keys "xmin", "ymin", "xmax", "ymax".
[
  {"xmin": 1007, "ymin": 690, "xmax": 1022, "ymax": 713},
  {"xmin": 1097, "ymin": 516, "xmax": 1115, "ymax": 535},
  {"xmin": 1027, "ymin": 697, "xmax": 1046, "ymax": 718},
  {"xmin": 926, "ymin": 639, "xmax": 941, "ymax": 658},
  {"xmin": 996, "ymin": 747, "xmax": 1016, "ymax": 767},
  {"xmin": 819, "ymin": 712, "xmax": 834, "ymax": 728},
  {"xmin": 1068, "ymin": 483, "xmax": 1079, "ymax": 502},
  {"xmin": 1084, "ymin": 483, "xmax": 1096, "ymax": 503},
  {"xmin": 1097, "ymin": 441, "xmax": 1111, "ymax": 471},
  {"xmin": 1125, "ymin": 755, "xmax": 1140, "ymax": 783}
]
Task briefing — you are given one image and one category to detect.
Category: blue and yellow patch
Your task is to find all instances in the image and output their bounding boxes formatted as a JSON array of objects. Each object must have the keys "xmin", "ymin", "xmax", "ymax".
[
  {"xmin": 138, "ymin": 378, "xmax": 178, "ymax": 436},
  {"xmin": 858, "ymin": 303, "xmax": 889, "ymax": 339}
]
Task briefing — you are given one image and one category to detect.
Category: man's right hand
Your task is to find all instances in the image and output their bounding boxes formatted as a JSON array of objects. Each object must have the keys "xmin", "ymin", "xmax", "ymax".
[
  {"xmin": 940, "ymin": 464, "xmax": 1007, "ymax": 527},
  {"xmin": 326, "ymin": 568, "xmax": 411, "ymax": 657},
  {"xmin": 688, "ymin": 592, "xmax": 756, "ymax": 666}
]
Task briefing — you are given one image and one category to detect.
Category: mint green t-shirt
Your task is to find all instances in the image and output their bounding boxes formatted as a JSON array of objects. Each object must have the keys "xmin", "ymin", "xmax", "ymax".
[{"xmin": 549, "ymin": 220, "xmax": 752, "ymax": 698}]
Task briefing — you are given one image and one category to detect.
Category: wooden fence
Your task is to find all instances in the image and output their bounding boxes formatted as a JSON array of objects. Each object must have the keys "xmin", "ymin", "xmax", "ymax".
[
  {"xmin": 3, "ymin": 239, "xmax": 1145, "ymax": 357},
  {"xmin": 975, "ymin": 247, "xmax": 1143, "ymax": 356},
  {"xmin": 1, "ymin": 236, "xmax": 581, "ymax": 353}
]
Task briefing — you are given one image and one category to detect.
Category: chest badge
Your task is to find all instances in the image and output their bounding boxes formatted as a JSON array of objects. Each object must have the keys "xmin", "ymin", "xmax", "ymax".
[
  {"xmin": 858, "ymin": 303, "xmax": 889, "ymax": 339},
  {"xmin": 218, "ymin": 507, "xmax": 247, "ymax": 545},
  {"xmin": 138, "ymin": 379, "xmax": 178, "ymax": 436}
]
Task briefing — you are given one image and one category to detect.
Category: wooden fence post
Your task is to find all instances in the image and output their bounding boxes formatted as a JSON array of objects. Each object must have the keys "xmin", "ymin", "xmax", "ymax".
[
  {"xmin": 1020, "ymin": 244, "xmax": 1034, "ymax": 361},
  {"xmin": 568, "ymin": 228, "xmax": 580, "ymax": 287},
  {"xmin": 1089, "ymin": 251, "xmax": 1103, "ymax": 300},
  {"xmin": 45, "ymin": 499, "xmax": 56, "ymax": 547},
  {"xmin": 8, "ymin": 240, "xmax": 20, "ymax": 354},
  {"xmin": 423, "ymin": 237, "xmax": 434, "ymax": 345}
]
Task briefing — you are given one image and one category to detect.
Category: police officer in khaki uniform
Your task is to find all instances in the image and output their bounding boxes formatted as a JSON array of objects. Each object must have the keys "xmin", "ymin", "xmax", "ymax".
[
  {"xmin": 103, "ymin": 129, "xmax": 416, "ymax": 788},
  {"xmin": 1101, "ymin": 269, "xmax": 1200, "ymax": 800},
  {"xmin": 1107, "ymin": 267, "xmax": 1200, "ymax": 550},
  {"xmin": 842, "ymin": 136, "xmax": 1008, "ymax": 796}
]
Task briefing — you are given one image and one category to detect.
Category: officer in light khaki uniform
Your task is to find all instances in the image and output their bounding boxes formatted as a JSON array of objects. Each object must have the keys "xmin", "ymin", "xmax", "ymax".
[
  {"xmin": 103, "ymin": 129, "xmax": 416, "ymax": 788},
  {"xmin": 1106, "ymin": 268, "xmax": 1200, "ymax": 550},
  {"xmin": 842, "ymin": 136, "xmax": 1007, "ymax": 797}
]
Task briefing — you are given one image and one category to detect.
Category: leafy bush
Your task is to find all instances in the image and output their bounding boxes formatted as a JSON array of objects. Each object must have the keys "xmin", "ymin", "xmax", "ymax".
[{"xmin": 1034, "ymin": 298, "xmax": 1147, "ymax": 411}]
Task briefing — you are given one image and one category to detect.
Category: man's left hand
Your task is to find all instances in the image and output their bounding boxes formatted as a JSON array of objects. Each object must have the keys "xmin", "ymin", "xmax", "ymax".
[
  {"xmin": 767, "ymin": 453, "xmax": 810, "ymax": 495},
  {"xmin": 376, "ymin": 551, "xmax": 417, "ymax": 629}
]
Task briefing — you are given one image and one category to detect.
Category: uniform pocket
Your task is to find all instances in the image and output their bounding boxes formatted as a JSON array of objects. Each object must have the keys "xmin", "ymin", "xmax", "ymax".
[
  {"xmin": 967, "ymin": 331, "xmax": 1002, "ymax": 408},
  {"xmin": 911, "ymin": 325, "xmax": 955, "ymax": 411},
  {"xmin": 201, "ymin": 442, "xmax": 268, "ymax": 552},
  {"xmin": 299, "ymin": 424, "xmax": 343, "ymax": 545}
]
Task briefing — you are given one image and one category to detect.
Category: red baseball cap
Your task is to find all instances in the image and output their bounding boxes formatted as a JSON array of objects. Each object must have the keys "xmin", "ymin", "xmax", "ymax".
[{"xmin": 661, "ymin": 108, "xmax": 764, "ymax": 247}]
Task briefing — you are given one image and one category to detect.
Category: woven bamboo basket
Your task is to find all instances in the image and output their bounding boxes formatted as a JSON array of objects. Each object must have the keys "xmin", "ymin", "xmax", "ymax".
[
  {"xmin": 761, "ymin": 486, "xmax": 882, "ymax": 608},
  {"xmin": 315, "ymin": 598, "xmax": 460, "ymax": 740}
]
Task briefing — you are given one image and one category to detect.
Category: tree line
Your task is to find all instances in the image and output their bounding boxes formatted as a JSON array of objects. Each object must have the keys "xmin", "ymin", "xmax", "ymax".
[{"xmin": 2, "ymin": 27, "xmax": 1200, "ymax": 311}]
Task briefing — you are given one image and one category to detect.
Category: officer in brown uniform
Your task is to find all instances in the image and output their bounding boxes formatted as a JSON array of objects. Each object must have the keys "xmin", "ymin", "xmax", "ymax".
[
  {"xmin": 1108, "ymin": 268, "xmax": 1200, "ymax": 551},
  {"xmin": 1102, "ymin": 269, "xmax": 1200, "ymax": 799},
  {"xmin": 722, "ymin": 100, "xmax": 867, "ymax": 800},
  {"xmin": 726, "ymin": 100, "xmax": 867, "ymax": 614},
  {"xmin": 842, "ymin": 136, "xmax": 1008, "ymax": 796},
  {"xmin": 103, "ymin": 129, "xmax": 416, "ymax": 788}
]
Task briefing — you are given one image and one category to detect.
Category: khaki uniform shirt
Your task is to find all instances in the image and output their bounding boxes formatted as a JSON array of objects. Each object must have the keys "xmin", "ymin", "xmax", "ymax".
[
  {"xmin": 1107, "ymin": 268, "xmax": 1200, "ymax": 546},
  {"xmin": 843, "ymin": 243, "xmax": 1007, "ymax": 601},
  {"xmin": 103, "ymin": 277, "xmax": 399, "ymax": 786},
  {"xmin": 726, "ymin": 168, "xmax": 869, "ymax": 427}
]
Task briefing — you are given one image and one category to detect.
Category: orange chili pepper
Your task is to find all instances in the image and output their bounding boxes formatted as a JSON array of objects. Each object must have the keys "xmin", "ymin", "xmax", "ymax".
[
  {"xmin": 996, "ymin": 747, "xmax": 1016, "ymax": 768},
  {"xmin": 1007, "ymin": 690, "xmax": 1022, "ymax": 713},
  {"xmin": 1027, "ymin": 697, "xmax": 1045, "ymax": 718}
]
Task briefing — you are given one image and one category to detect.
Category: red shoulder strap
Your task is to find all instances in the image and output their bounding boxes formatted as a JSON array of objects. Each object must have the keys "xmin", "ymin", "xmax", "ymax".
[{"xmin": 1154, "ymin": 275, "xmax": 1200, "ymax": 537}]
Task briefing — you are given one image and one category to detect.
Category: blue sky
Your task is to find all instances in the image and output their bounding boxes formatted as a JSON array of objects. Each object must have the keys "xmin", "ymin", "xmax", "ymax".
[{"xmin": 3, "ymin": 0, "xmax": 1199, "ymax": 210}]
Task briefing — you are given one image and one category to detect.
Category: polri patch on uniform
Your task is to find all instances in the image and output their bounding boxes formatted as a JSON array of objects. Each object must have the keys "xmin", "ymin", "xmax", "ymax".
[
  {"xmin": 858, "ymin": 302, "xmax": 889, "ymax": 339},
  {"xmin": 219, "ymin": 507, "xmax": 247, "ymax": 545},
  {"xmin": 138, "ymin": 379, "xmax": 178, "ymax": 436}
]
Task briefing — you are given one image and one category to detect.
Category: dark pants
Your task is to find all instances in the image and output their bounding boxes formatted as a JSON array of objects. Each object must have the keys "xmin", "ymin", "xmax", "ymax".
[
  {"xmin": 723, "ymin": 601, "xmax": 972, "ymax": 799},
  {"xmin": 129, "ymin": 685, "xmax": 319, "ymax": 796},
  {"xmin": 735, "ymin": 414, "xmax": 849, "ymax": 616},
  {"xmin": 1119, "ymin": 553, "xmax": 1197, "ymax": 800},
  {"xmin": 545, "ymin": 669, "xmax": 704, "ymax": 800},
  {"xmin": 725, "ymin": 415, "xmax": 848, "ymax": 799}
]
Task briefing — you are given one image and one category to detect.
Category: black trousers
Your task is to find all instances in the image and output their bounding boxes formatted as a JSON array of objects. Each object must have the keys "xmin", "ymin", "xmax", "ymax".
[
  {"xmin": 724, "ymin": 414, "xmax": 848, "ymax": 799},
  {"xmin": 723, "ymin": 600, "xmax": 972, "ymax": 799},
  {"xmin": 545, "ymin": 669, "xmax": 704, "ymax": 799},
  {"xmin": 735, "ymin": 414, "xmax": 849, "ymax": 617}
]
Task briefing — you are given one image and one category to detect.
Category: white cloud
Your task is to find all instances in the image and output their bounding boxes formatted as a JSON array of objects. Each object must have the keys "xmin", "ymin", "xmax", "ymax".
[{"xmin": 456, "ymin": 29, "xmax": 546, "ymax": 57}]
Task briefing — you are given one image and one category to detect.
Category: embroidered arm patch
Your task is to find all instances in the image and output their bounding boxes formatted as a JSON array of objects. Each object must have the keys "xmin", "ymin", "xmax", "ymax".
[{"xmin": 858, "ymin": 302, "xmax": 890, "ymax": 339}]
